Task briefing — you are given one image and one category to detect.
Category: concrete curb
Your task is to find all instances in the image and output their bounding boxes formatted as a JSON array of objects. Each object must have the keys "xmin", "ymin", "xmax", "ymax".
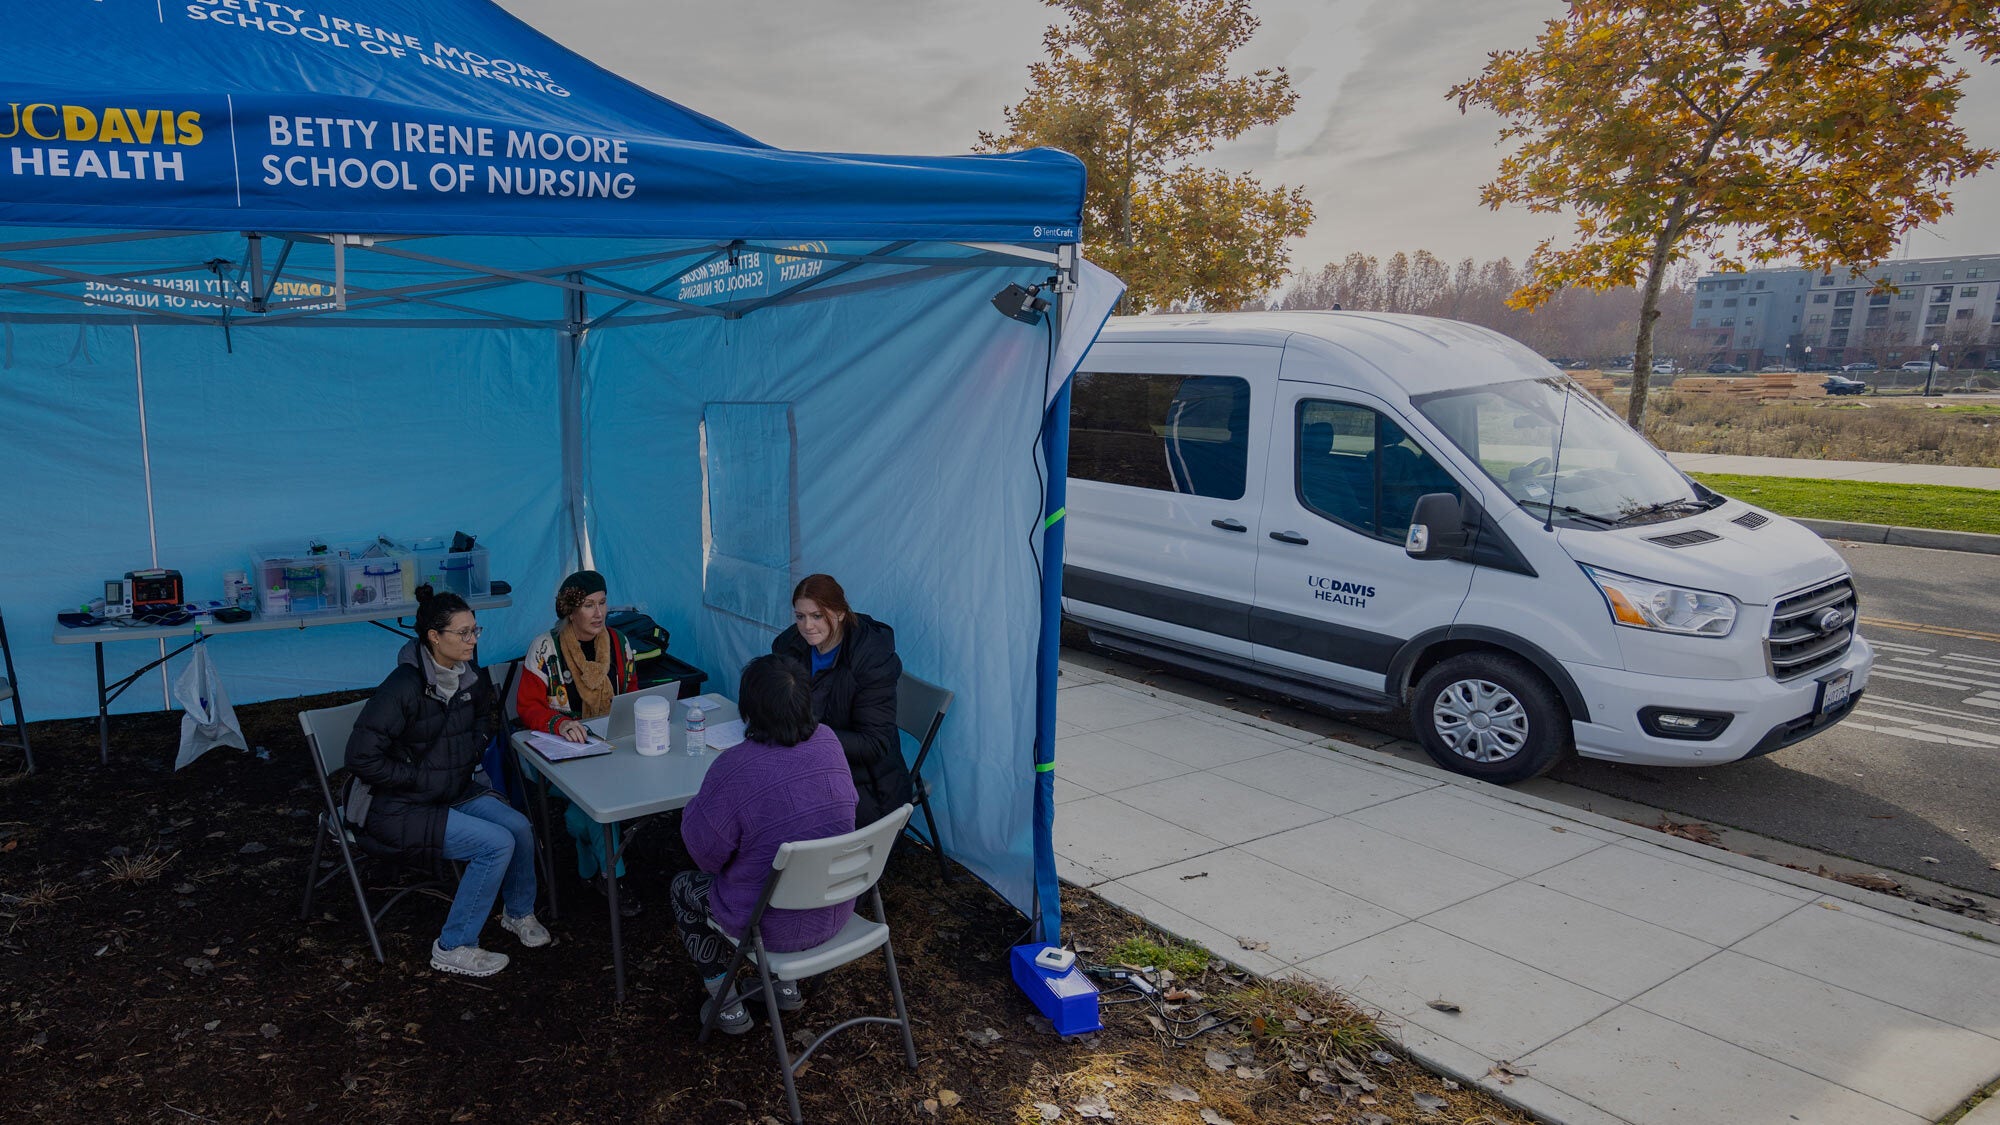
[{"xmin": 1797, "ymin": 516, "xmax": 2000, "ymax": 556}]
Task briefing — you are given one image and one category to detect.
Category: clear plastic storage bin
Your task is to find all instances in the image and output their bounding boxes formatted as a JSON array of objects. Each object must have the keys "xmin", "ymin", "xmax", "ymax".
[
  {"xmin": 339, "ymin": 543, "xmax": 415, "ymax": 612},
  {"xmin": 408, "ymin": 540, "xmax": 491, "ymax": 599},
  {"xmin": 251, "ymin": 547, "xmax": 343, "ymax": 616}
]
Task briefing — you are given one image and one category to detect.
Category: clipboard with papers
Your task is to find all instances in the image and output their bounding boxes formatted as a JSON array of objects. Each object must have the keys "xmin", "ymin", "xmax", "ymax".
[{"xmin": 523, "ymin": 728, "xmax": 615, "ymax": 763}]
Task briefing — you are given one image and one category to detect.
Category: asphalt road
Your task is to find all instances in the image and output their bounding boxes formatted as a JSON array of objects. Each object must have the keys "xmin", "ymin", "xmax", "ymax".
[
  {"xmin": 1067, "ymin": 540, "xmax": 2000, "ymax": 898},
  {"xmin": 1544, "ymin": 539, "xmax": 2000, "ymax": 898}
]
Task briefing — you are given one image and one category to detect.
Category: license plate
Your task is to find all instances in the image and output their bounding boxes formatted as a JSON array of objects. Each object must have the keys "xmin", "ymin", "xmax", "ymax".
[{"xmin": 1818, "ymin": 670, "xmax": 1852, "ymax": 716}]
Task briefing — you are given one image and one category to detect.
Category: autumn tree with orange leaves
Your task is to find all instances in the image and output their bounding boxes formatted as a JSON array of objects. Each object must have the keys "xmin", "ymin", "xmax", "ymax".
[
  {"xmin": 1452, "ymin": 0, "xmax": 2000, "ymax": 423},
  {"xmin": 981, "ymin": 0, "xmax": 1312, "ymax": 312}
]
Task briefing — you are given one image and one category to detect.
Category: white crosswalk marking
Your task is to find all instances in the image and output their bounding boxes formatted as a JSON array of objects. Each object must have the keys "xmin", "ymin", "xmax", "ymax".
[
  {"xmin": 1889, "ymin": 657, "xmax": 2000, "ymax": 689},
  {"xmin": 1871, "ymin": 667, "xmax": 1978, "ymax": 690},
  {"xmin": 1868, "ymin": 695, "xmax": 2000, "ymax": 727}
]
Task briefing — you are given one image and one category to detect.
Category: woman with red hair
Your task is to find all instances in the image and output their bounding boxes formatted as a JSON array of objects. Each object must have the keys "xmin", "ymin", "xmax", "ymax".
[{"xmin": 770, "ymin": 574, "xmax": 906, "ymax": 827}]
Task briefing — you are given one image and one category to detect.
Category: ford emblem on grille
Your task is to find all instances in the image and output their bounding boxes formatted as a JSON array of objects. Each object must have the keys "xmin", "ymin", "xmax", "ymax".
[{"xmin": 1817, "ymin": 608, "xmax": 1847, "ymax": 633}]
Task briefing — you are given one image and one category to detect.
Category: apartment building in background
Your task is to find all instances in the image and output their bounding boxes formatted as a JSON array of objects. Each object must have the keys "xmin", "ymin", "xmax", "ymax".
[{"xmin": 1691, "ymin": 253, "xmax": 2000, "ymax": 371}]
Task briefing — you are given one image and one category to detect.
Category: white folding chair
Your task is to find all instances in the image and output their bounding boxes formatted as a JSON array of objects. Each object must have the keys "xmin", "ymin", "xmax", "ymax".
[{"xmin": 698, "ymin": 804, "xmax": 920, "ymax": 1125}]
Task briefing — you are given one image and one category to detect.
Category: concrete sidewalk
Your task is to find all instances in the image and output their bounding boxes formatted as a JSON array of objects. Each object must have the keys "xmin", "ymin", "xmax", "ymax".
[
  {"xmin": 1054, "ymin": 662, "xmax": 2000, "ymax": 1125},
  {"xmin": 1667, "ymin": 450, "xmax": 2000, "ymax": 490}
]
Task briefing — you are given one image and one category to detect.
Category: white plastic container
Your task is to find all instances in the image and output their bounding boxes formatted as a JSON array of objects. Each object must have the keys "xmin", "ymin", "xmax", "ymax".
[{"xmin": 633, "ymin": 695, "xmax": 672, "ymax": 757}]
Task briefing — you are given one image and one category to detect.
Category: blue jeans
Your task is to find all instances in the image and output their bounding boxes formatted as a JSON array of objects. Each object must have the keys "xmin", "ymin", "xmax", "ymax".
[{"xmin": 439, "ymin": 793, "xmax": 538, "ymax": 950}]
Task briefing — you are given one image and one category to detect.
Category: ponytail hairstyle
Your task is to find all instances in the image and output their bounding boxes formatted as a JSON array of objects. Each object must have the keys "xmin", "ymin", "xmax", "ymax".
[{"xmin": 414, "ymin": 588, "xmax": 473, "ymax": 658}]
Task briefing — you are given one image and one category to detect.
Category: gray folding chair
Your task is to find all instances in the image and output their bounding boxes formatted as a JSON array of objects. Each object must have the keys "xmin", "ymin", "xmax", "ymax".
[
  {"xmin": 698, "ymin": 804, "xmax": 920, "ymax": 1125},
  {"xmin": 895, "ymin": 672, "xmax": 954, "ymax": 880},
  {"xmin": 297, "ymin": 700, "xmax": 453, "ymax": 963},
  {"xmin": 486, "ymin": 657, "xmax": 560, "ymax": 920},
  {"xmin": 0, "ymin": 611, "xmax": 30, "ymax": 773}
]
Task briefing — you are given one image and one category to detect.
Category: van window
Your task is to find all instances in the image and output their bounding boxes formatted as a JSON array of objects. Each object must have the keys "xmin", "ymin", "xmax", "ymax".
[
  {"xmin": 1070, "ymin": 372, "xmax": 1251, "ymax": 500},
  {"xmin": 1296, "ymin": 401, "xmax": 1460, "ymax": 542}
]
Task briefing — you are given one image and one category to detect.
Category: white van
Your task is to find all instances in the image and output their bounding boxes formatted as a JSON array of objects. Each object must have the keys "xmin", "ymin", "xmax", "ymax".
[{"xmin": 1063, "ymin": 312, "xmax": 1872, "ymax": 783}]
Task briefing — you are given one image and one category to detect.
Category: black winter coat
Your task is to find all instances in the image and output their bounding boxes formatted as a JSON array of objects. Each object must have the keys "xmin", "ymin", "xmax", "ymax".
[
  {"xmin": 345, "ymin": 644, "xmax": 500, "ymax": 871},
  {"xmin": 773, "ymin": 612, "xmax": 907, "ymax": 827}
]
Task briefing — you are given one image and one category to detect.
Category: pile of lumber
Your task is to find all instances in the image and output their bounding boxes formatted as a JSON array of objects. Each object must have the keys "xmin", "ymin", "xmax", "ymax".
[
  {"xmin": 1668, "ymin": 376, "xmax": 1764, "ymax": 399},
  {"xmin": 1755, "ymin": 371, "xmax": 1828, "ymax": 400}
]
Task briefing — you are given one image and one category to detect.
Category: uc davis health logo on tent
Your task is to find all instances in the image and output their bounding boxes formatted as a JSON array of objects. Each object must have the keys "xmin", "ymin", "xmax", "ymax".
[{"xmin": 4, "ymin": 101, "xmax": 207, "ymax": 183}]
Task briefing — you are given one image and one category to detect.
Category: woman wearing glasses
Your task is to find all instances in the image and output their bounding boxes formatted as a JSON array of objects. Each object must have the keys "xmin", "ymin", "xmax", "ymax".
[
  {"xmin": 516, "ymin": 569, "xmax": 644, "ymax": 915},
  {"xmin": 347, "ymin": 590, "xmax": 548, "ymax": 977}
]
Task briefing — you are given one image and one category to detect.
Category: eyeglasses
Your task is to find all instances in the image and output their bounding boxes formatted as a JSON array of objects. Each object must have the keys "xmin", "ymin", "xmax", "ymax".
[{"xmin": 442, "ymin": 626, "xmax": 483, "ymax": 640}]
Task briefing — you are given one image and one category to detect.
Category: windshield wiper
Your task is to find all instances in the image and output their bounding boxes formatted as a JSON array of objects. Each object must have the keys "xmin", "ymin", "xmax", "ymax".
[
  {"xmin": 1611, "ymin": 499, "xmax": 1709, "ymax": 526},
  {"xmin": 1518, "ymin": 499, "xmax": 1617, "ymax": 527}
]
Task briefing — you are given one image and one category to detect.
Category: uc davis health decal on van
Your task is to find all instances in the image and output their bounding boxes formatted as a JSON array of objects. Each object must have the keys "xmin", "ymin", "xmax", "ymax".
[{"xmin": 1307, "ymin": 574, "xmax": 1375, "ymax": 609}]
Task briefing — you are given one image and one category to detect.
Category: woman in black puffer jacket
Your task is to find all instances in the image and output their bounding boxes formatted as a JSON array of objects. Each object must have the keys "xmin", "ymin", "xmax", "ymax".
[
  {"xmin": 347, "ymin": 591, "xmax": 548, "ymax": 977},
  {"xmin": 771, "ymin": 573, "xmax": 907, "ymax": 828}
]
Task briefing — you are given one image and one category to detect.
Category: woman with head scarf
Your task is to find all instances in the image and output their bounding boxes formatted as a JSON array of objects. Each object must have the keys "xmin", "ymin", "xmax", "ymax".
[{"xmin": 517, "ymin": 569, "xmax": 644, "ymax": 914}]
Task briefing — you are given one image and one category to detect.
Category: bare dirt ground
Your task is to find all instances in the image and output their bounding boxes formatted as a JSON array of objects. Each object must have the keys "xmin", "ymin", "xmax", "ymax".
[{"xmin": 2, "ymin": 696, "xmax": 1538, "ymax": 1125}]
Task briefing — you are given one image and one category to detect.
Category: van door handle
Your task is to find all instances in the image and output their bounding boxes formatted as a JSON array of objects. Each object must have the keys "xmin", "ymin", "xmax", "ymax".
[
  {"xmin": 1269, "ymin": 530, "xmax": 1310, "ymax": 545},
  {"xmin": 1211, "ymin": 518, "xmax": 1247, "ymax": 533}
]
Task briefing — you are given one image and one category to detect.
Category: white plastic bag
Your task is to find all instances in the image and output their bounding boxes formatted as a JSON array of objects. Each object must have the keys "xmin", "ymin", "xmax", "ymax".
[{"xmin": 174, "ymin": 644, "xmax": 246, "ymax": 769}]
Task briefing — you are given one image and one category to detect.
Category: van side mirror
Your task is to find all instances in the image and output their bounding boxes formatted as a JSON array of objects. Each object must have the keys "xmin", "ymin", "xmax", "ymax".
[{"xmin": 1405, "ymin": 493, "xmax": 1469, "ymax": 559}]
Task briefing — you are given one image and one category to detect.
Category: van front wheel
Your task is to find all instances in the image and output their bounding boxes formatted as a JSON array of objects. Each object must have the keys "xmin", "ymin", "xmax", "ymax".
[{"xmin": 1411, "ymin": 653, "xmax": 1571, "ymax": 784}]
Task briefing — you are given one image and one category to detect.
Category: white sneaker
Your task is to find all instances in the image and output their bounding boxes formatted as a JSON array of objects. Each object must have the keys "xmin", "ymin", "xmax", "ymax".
[
  {"xmin": 431, "ymin": 941, "xmax": 509, "ymax": 977},
  {"xmin": 500, "ymin": 913, "xmax": 552, "ymax": 948}
]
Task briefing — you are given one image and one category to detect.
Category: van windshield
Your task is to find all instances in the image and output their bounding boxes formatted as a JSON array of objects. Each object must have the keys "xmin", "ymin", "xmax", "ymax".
[{"xmin": 1413, "ymin": 377, "xmax": 1701, "ymax": 525}]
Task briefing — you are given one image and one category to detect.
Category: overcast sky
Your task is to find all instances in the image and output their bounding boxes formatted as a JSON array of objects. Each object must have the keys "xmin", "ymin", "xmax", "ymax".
[{"xmin": 497, "ymin": 0, "xmax": 2000, "ymax": 279}]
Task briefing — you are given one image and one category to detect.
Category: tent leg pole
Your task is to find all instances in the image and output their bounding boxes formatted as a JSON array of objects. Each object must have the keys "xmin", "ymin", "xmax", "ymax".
[
  {"xmin": 1031, "ymin": 367, "xmax": 1071, "ymax": 947},
  {"xmin": 560, "ymin": 276, "xmax": 593, "ymax": 570}
]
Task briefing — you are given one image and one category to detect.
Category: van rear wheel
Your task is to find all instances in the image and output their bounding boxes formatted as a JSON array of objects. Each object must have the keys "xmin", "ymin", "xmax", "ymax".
[{"xmin": 1411, "ymin": 653, "xmax": 1570, "ymax": 784}]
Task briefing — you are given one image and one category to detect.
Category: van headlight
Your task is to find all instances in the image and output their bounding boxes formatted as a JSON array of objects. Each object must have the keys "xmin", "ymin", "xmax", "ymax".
[{"xmin": 1581, "ymin": 565, "xmax": 1737, "ymax": 637}]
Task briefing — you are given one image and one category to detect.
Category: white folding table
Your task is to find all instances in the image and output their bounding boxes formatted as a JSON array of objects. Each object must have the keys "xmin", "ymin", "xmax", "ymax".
[
  {"xmin": 51, "ymin": 595, "xmax": 512, "ymax": 764},
  {"xmin": 513, "ymin": 710, "xmax": 726, "ymax": 1003}
]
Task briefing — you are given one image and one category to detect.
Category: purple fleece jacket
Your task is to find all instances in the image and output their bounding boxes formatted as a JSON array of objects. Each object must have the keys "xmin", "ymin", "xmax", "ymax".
[{"xmin": 680, "ymin": 724, "xmax": 859, "ymax": 950}]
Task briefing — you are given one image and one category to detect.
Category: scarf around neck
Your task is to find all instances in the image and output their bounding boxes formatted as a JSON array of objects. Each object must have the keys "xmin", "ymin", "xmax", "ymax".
[{"xmin": 560, "ymin": 623, "xmax": 615, "ymax": 718}]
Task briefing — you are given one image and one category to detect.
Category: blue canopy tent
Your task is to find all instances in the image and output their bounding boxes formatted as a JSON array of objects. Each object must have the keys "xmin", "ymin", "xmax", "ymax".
[{"xmin": 0, "ymin": 0, "xmax": 1121, "ymax": 942}]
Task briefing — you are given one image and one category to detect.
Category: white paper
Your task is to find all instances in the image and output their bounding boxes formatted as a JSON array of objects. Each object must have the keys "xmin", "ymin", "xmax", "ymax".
[
  {"xmin": 682, "ymin": 692, "xmax": 729, "ymax": 714},
  {"xmin": 524, "ymin": 729, "xmax": 612, "ymax": 762},
  {"xmin": 703, "ymin": 719, "xmax": 747, "ymax": 750}
]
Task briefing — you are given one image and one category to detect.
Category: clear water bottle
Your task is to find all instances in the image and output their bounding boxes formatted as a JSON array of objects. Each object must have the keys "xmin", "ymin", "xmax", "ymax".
[{"xmin": 684, "ymin": 705, "xmax": 706, "ymax": 756}]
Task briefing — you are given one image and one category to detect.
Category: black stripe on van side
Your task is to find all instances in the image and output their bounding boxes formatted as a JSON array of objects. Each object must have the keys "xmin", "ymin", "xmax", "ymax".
[
  {"xmin": 1248, "ymin": 607, "xmax": 1399, "ymax": 675},
  {"xmin": 1063, "ymin": 566, "xmax": 1250, "ymax": 641},
  {"xmin": 1064, "ymin": 566, "xmax": 1399, "ymax": 673}
]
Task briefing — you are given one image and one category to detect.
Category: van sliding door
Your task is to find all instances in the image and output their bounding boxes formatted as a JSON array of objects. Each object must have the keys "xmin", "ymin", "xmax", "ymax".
[{"xmin": 1063, "ymin": 343, "xmax": 1280, "ymax": 660}]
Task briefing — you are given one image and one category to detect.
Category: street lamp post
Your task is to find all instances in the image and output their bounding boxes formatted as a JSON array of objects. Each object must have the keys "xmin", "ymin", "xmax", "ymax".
[{"xmin": 1924, "ymin": 341, "xmax": 1940, "ymax": 397}]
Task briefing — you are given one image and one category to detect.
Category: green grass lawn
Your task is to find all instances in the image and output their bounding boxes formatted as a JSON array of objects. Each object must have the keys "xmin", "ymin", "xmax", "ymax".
[{"xmin": 1691, "ymin": 473, "xmax": 2000, "ymax": 535}]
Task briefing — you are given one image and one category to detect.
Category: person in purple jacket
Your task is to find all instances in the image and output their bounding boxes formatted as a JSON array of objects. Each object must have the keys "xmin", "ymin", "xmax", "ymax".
[{"xmin": 672, "ymin": 654, "xmax": 859, "ymax": 1035}]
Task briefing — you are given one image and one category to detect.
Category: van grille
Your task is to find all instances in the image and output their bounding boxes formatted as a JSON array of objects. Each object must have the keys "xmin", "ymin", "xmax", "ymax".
[{"xmin": 1766, "ymin": 578, "xmax": 1857, "ymax": 681}]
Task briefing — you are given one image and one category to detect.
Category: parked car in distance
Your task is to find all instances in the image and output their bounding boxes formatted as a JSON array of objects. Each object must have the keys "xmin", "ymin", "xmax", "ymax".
[
  {"xmin": 1707, "ymin": 363, "xmax": 1744, "ymax": 374},
  {"xmin": 1899, "ymin": 360, "xmax": 1939, "ymax": 372},
  {"xmin": 1840, "ymin": 361, "xmax": 1879, "ymax": 373},
  {"xmin": 1822, "ymin": 375, "xmax": 1869, "ymax": 395},
  {"xmin": 1759, "ymin": 364, "xmax": 1796, "ymax": 373},
  {"xmin": 1987, "ymin": 357, "xmax": 2000, "ymax": 372},
  {"xmin": 1803, "ymin": 361, "xmax": 1834, "ymax": 372}
]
